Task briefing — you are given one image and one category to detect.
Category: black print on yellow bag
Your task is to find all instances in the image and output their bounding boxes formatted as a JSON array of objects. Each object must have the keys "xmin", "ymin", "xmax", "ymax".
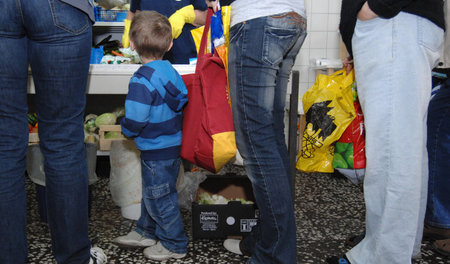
[{"xmin": 296, "ymin": 69, "xmax": 356, "ymax": 173}]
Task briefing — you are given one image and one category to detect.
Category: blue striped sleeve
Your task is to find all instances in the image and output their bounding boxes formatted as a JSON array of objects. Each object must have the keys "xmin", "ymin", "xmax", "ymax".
[
  {"xmin": 122, "ymin": 75, "xmax": 153, "ymax": 136},
  {"xmin": 120, "ymin": 117, "xmax": 147, "ymax": 137}
]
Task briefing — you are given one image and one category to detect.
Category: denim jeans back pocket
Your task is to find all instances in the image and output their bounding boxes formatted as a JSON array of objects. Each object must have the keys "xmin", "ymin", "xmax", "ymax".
[
  {"xmin": 49, "ymin": 0, "xmax": 90, "ymax": 34},
  {"xmin": 262, "ymin": 25, "xmax": 299, "ymax": 66}
]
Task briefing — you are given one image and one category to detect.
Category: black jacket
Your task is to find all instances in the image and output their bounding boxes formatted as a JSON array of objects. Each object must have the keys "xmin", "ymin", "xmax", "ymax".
[{"xmin": 339, "ymin": 0, "xmax": 445, "ymax": 57}]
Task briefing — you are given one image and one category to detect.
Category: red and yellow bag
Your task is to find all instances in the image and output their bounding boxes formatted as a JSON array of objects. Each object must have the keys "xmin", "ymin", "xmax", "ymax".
[{"xmin": 181, "ymin": 8, "xmax": 236, "ymax": 173}]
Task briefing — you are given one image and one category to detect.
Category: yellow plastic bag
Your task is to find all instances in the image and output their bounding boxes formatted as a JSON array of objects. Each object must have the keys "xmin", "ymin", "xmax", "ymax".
[{"xmin": 296, "ymin": 69, "xmax": 356, "ymax": 173}]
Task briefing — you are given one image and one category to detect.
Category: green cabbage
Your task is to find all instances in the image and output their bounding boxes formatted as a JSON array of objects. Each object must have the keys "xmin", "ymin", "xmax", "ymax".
[
  {"xmin": 84, "ymin": 114, "xmax": 98, "ymax": 133},
  {"xmin": 95, "ymin": 113, "xmax": 117, "ymax": 127},
  {"xmin": 104, "ymin": 131, "xmax": 124, "ymax": 139}
]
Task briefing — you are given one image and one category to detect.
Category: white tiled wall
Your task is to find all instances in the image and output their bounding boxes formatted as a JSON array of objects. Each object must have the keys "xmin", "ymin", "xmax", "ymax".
[{"xmin": 292, "ymin": 0, "xmax": 343, "ymax": 114}]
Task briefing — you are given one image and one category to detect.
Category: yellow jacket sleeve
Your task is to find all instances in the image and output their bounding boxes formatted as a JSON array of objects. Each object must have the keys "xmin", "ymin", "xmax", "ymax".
[
  {"xmin": 122, "ymin": 19, "xmax": 132, "ymax": 48},
  {"xmin": 168, "ymin": 5, "xmax": 195, "ymax": 39}
]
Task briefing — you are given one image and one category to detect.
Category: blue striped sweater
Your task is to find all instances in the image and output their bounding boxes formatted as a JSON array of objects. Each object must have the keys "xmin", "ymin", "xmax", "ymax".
[{"xmin": 121, "ymin": 60, "xmax": 188, "ymax": 160}]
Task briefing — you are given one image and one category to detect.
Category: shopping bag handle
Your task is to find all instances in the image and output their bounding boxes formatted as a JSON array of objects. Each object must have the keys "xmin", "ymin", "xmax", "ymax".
[
  {"xmin": 198, "ymin": 8, "xmax": 214, "ymax": 60},
  {"xmin": 331, "ymin": 69, "xmax": 347, "ymax": 77}
]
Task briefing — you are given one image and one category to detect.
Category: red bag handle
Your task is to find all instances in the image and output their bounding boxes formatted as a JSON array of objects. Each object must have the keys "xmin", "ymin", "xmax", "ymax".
[{"xmin": 198, "ymin": 8, "xmax": 214, "ymax": 61}]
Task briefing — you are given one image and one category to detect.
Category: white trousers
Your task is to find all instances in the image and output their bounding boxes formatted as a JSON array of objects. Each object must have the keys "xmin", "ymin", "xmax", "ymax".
[{"xmin": 347, "ymin": 12, "xmax": 443, "ymax": 264}]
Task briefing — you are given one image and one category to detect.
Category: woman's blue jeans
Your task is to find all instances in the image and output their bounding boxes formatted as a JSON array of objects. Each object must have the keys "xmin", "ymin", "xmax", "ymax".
[
  {"xmin": 228, "ymin": 12, "xmax": 306, "ymax": 264},
  {"xmin": 0, "ymin": 1, "xmax": 92, "ymax": 263},
  {"xmin": 425, "ymin": 78, "xmax": 450, "ymax": 228},
  {"xmin": 136, "ymin": 158, "xmax": 187, "ymax": 254}
]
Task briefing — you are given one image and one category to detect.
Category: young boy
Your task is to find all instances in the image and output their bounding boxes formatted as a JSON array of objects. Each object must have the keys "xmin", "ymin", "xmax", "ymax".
[{"xmin": 113, "ymin": 11, "xmax": 189, "ymax": 261}]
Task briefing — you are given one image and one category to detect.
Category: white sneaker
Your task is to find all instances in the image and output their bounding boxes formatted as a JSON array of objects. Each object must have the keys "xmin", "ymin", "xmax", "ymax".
[
  {"xmin": 89, "ymin": 246, "xmax": 107, "ymax": 264},
  {"xmin": 143, "ymin": 241, "xmax": 186, "ymax": 261},
  {"xmin": 113, "ymin": 231, "xmax": 156, "ymax": 248},
  {"xmin": 223, "ymin": 239, "xmax": 243, "ymax": 255}
]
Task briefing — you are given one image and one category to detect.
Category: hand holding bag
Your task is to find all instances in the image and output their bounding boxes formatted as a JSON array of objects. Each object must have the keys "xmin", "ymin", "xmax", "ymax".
[{"xmin": 180, "ymin": 8, "xmax": 236, "ymax": 173}]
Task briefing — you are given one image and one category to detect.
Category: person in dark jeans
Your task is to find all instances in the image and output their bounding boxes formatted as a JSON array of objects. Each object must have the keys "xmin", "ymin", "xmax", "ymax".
[
  {"xmin": 206, "ymin": 0, "xmax": 308, "ymax": 263},
  {"xmin": 424, "ymin": 71, "xmax": 450, "ymax": 256},
  {"xmin": 0, "ymin": 1, "xmax": 106, "ymax": 263}
]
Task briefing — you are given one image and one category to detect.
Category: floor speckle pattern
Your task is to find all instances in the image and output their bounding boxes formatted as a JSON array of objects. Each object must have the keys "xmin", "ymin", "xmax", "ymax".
[{"xmin": 25, "ymin": 163, "xmax": 450, "ymax": 264}]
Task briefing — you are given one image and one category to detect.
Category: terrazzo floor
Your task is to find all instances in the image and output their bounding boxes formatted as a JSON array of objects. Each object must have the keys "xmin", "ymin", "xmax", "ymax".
[{"xmin": 25, "ymin": 162, "xmax": 450, "ymax": 264}]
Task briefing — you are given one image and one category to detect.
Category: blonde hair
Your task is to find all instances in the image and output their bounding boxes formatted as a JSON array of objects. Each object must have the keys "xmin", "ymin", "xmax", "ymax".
[{"xmin": 129, "ymin": 11, "xmax": 172, "ymax": 60}]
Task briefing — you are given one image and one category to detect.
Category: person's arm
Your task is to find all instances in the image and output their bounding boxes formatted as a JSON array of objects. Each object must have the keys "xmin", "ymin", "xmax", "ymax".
[
  {"xmin": 122, "ymin": 11, "xmax": 134, "ymax": 48},
  {"xmin": 168, "ymin": 5, "xmax": 196, "ymax": 39},
  {"xmin": 125, "ymin": 10, "xmax": 135, "ymax": 20},
  {"xmin": 120, "ymin": 79, "xmax": 151, "ymax": 138},
  {"xmin": 193, "ymin": 9, "xmax": 207, "ymax": 27}
]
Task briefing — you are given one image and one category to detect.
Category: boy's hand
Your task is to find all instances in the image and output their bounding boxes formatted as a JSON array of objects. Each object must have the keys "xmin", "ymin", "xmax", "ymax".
[{"xmin": 169, "ymin": 5, "xmax": 196, "ymax": 39}]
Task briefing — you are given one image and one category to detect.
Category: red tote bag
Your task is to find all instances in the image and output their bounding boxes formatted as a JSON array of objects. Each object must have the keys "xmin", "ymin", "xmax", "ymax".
[{"xmin": 181, "ymin": 8, "xmax": 236, "ymax": 173}]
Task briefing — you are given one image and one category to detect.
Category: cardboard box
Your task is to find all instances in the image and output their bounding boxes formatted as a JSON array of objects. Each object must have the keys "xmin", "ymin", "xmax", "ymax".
[{"xmin": 192, "ymin": 174, "xmax": 258, "ymax": 239}]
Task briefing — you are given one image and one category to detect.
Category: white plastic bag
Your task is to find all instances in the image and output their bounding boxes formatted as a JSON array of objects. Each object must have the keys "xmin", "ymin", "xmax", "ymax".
[
  {"xmin": 336, "ymin": 168, "xmax": 365, "ymax": 185},
  {"xmin": 27, "ymin": 143, "xmax": 98, "ymax": 186},
  {"xmin": 109, "ymin": 140, "xmax": 142, "ymax": 209},
  {"xmin": 176, "ymin": 168, "xmax": 207, "ymax": 211}
]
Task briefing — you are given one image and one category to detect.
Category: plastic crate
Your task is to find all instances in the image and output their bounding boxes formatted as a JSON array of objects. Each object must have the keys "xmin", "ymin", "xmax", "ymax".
[{"xmin": 94, "ymin": 6, "xmax": 127, "ymax": 22}]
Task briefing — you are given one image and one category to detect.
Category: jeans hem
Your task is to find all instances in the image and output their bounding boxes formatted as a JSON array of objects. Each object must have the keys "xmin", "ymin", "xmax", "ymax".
[
  {"xmin": 159, "ymin": 240, "xmax": 187, "ymax": 254},
  {"xmin": 135, "ymin": 228, "xmax": 157, "ymax": 241}
]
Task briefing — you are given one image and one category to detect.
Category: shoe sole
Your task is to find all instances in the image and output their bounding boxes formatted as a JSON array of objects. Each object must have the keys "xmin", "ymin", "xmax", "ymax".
[
  {"xmin": 113, "ymin": 240, "xmax": 156, "ymax": 249},
  {"xmin": 144, "ymin": 253, "xmax": 186, "ymax": 261}
]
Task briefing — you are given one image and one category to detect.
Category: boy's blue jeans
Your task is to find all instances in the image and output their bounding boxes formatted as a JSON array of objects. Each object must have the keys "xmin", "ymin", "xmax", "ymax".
[
  {"xmin": 136, "ymin": 158, "xmax": 187, "ymax": 254},
  {"xmin": 228, "ymin": 12, "xmax": 307, "ymax": 264},
  {"xmin": 426, "ymin": 79, "xmax": 450, "ymax": 228},
  {"xmin": 0, "ymin": 1, "xmax": 92, "ymax": 263}
]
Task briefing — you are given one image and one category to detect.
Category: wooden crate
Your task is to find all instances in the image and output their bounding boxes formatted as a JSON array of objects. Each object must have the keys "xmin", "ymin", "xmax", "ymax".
[{"xmin": 98, "ymin": 125, "xmax": 126, "ymax": 151}]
